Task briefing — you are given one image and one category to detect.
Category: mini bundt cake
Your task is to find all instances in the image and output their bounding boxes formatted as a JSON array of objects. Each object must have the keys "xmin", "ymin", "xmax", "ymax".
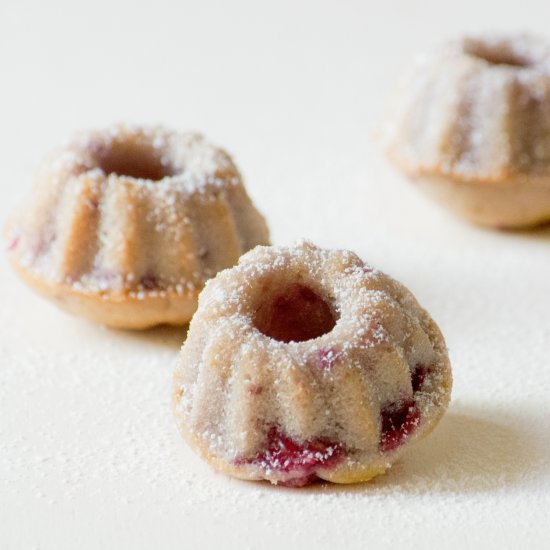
[
  {"xmin": 382, "ymin": 34, "xmax": 550, "ymax": 228},
  {"xmin": 173, "ymin": 241, "xmax": 452, "ymax": 486},
  {"xmin": 5, "ymin": 125, "xmax": 270, "ymax": 329}
]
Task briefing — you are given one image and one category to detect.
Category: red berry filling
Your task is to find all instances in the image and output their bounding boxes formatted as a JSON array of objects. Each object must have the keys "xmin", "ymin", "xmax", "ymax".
[
  {"xmin": 33, "ymin": 235, "xmax": 55, "ymax": 259},
  {"xmin": 379, "ymin": 398, "xmax": 420, "ymax": 453},
  {"xmin": 255, "ymin": 283, "xmax": 336, "ymax": 343},
  {"xmin": 140, "ymin": 273, "xmax": 159, "ymax": 290},
  {"xmin": 236, "ymin": 427, "xmax": 345, "ymax": 487},
  {"xmin": 411, "ymin": 364, "xmax": 430, "ymax": 393},
  {"xmin": 87, "ymin": 197, "xmax": 99, "ymax": 210},
  {"xmin": 317, "ymin": 347, "xmax": 338, "ymax": 370},
  {"xmin": 7, "ymin": 236, "xmax": 19, "ymax": 252},
  {"xmin": 93, "ymin": 268, "xmax": 118, "ymax": 282},
  {"xmin": 378, "ymin": 364, "xmax": 432, "ymax": 451}
]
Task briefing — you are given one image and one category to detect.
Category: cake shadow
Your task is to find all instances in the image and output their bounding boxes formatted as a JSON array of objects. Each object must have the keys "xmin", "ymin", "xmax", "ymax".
[
  {"xmin": 275, "ymin": 404, "xmax": 543, "ymax": 496},
  {"xmin": 108, "ymin": 323, "xmax": 189, "ymax": 349},
  {"xmin": 506, "ymin": 221, "xmax": 550, "ymax": 241}
]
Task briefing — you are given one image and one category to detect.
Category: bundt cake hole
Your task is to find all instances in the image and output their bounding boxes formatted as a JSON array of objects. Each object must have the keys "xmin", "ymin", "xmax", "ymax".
[
  {"xmin": 254, "ymin": 283, "xmax": 337, "ymax": 343},
  {"xmin": 96, "ymin": 141, "xmax": 172, "ymax": 181},
  {"xmin": 464, "ymin": 42, "xmax": 530, "ymax": 68}
]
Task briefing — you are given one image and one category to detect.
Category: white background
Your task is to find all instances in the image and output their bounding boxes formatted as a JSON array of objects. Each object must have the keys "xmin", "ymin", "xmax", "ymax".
[{"xmin": 1, "ymin": 1, "xmax": 550, "ymax": 549}]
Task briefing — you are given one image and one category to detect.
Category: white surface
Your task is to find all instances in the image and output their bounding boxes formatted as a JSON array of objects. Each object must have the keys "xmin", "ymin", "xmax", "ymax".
[{"xmin": 1, "ymin": 1, "xmax": 550, "ymax": 548}]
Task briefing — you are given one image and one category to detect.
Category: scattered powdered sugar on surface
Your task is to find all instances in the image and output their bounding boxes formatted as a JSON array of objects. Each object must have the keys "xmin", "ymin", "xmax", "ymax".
[
  {"xmin": 2, "ymin": 6, "xmax": 550, "ymax": 548},
  {"xmin": 1, "ymin": 234, "xmax": 550, "ymax": 548}
]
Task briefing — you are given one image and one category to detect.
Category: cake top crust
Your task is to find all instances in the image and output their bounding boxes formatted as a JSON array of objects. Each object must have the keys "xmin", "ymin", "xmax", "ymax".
[
  {"xmin": 43, "ymin": 123, "xmax": 241, "ymax": 194},
  {"xmin": 382, "ymin": 34, "xmax": 550, "ymax": 183}
]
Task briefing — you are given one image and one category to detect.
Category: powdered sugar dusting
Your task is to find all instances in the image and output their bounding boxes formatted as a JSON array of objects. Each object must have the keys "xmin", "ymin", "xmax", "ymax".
[
  {"xmin": 1, "ymin": 251, "xmax": 548, "ymax": 547},
  {"xmin": 5, "ymin": 124, "xmax": 270, "ymax": 327},
  {"xmin": 381, "ymin": 33, "xmax": 550, "ymax": 181},
  {"xmin": 174, "ymin": 241, "xmax": 452, "ymax": 485}
]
